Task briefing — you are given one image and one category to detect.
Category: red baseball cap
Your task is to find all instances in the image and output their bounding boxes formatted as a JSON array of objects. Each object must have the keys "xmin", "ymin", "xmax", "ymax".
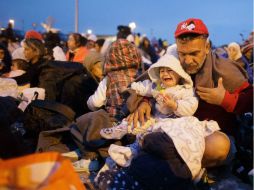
[
  {"xmin": 174, "ymin": 18, "xmax": 209, "ymax": 38},
  {"xmin": 25, "ymin": 30, "xmax": 43, "ymax": 41}
]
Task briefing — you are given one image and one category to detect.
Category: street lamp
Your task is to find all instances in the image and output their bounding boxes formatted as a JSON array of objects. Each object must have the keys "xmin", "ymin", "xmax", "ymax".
[
  {"xmin": 9, "ymin": 19, "xmax": 15, "ymax": 28},
  {"xmin": 87, "ymin": 29, "xmax": 92, "ymax": 34},
  {"xmin": 129, "ymin": 22, "xmax": 136, "ymax": 31},
  {"xmin": 75, "ymin": 0, "xmax": 79, "ymax": 32}
]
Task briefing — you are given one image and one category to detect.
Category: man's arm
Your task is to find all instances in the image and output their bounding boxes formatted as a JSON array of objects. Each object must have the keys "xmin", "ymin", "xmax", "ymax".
[{"xmin": 222, "ymin": 81, "xmax": 253, "ymax": 114}]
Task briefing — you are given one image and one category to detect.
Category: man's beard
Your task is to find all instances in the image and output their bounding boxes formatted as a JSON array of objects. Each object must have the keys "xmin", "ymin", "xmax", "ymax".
[
  {"xmin": 183, "ymin": 56, "xmax": 206, "ymax": 74},
  {"xmin": 183, "ymin": 63, "xmax": 201, "ymax": 74}
]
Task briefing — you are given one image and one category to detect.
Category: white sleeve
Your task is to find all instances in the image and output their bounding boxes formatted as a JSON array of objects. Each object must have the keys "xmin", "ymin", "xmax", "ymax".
[
  {"xmin": 130, "ymin": 79, "xmax": 153, "ymax": 97},
  {"xmin": 174, "ymin": 88, "xmax": 199, "ymax": 117},
  {"xmin": 87, "ymin": 77, "xmax": 107, "ymax": 111},
  {"xmin": 53, "ymin": 46, "xmax": 67, "ymax": 61}
]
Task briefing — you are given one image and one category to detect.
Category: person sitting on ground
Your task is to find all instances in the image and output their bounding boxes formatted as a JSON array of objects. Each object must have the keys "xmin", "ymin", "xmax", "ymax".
[
  {"xmin": 3, "ymin": 59, "xmax": 29, "ymax": 78},
  {"xmin": 96, "ymin": 54, "xmax": 222, "ymax": 187},
  {"xmin": 95, "ymin": 38, "xmax": 105, "ymax": 53},
  {"xmin": 100, "ymin": 53, "xmax": 198, "ymax": 140},
  {"xmin": 83, "ymin": 51, "xmax": 104, "ymax": 82},
  {"xmin": 1, "ymin": 47, "xmax": 29, "ymax": 79},
  {"xmin": 87, "ymin": 39, "xmax": 141, "ymax": 121},
  {"xmin": 226, "ymin": 42, "xmax": 253, "ymax": 84},
  {"xmin": 68, "ymin": 39, "xmax": 142, "ymax": 172},
  {"xmin": 241, "ymin": 31, "xmax": 253, "ymax": 67},
  {"xmin": 12, "ymin": 38, "xmax": 45, "ymax": 87},
  {"xmin": 66, "ymin": 33, "xmax": 89, "ymax": 63},
  {"xmin": 43, "ymin": 31, "xmax": 66, "ymax": 61},
  {"xmin": 112, "ymin": 18, "xmax": 252, "ymax": 190},
  {"xmin": 130, "ymin": 17, "xmax": 252, "ymax": 143}
]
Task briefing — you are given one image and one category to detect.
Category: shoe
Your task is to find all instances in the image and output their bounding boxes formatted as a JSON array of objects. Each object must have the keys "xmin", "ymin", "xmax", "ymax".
[
  {"xmin": 72, "ymin": 159, "xmax": 100, "ymax": 173},
  {"xmin": 131, "ymin": 118, "xmax": 155, "ymax": 135},
  {"xmin": 108, "ymin": 142, "xmax": 140, "ymax": 167},
  {"xmin": 195, "ymin": 168, "xmax": 215, "ymax": 190},
  {"xmin": 100, "ymin": 120, "xmax": 128, "ymax": 139},
  {"xmin": 61, "ymin": 149, "xmax": 81, "ymax": 162},
  {"xmin": 108, "ymin": 144, "xmax": 133, "ymax": 167},
  {"xmin": 94, "ymin": 157, "xmax": 117, "ymax": 183}
]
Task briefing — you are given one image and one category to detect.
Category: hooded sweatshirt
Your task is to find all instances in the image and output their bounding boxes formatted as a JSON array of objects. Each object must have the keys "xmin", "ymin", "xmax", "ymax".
[{"xmin": 131, "ymin": 54, "xmax": 198, "ymax": 118}]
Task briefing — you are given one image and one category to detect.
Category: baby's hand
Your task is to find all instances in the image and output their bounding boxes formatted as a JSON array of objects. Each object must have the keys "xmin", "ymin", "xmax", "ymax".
[
  {"xmin": 155, "ymin": 93, "xmax": 164, "ymax": 105},
  {"xmin": 156, "ymin": 93, "xmax": 177, "ymax": 111}
]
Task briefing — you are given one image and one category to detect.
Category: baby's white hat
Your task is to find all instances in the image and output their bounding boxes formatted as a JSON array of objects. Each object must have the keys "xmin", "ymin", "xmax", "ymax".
[{"xmin": 148, "ymin": 54, "xmax": 193, "ymax": 88}]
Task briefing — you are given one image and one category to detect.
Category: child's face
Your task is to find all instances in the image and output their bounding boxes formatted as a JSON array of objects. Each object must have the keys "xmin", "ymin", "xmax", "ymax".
[
  {"xmin": 159, "ymin": 67, "xmax": 180, "ymax": 88},
  {"xmin": 11, "ymin": 61, "xmax": 19, "ymax": 71},
  {"xmin": 91, "ymin": 62, "xmax": 103, "ymax": 81}
]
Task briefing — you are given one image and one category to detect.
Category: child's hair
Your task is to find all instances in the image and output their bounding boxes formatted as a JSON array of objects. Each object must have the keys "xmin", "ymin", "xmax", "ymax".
[{"xmin": 12, "ymin": 59, "xmax": 30, "ymax": 71}]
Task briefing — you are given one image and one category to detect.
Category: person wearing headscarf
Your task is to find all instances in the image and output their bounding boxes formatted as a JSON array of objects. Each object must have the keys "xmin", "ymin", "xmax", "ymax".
[
  {"xmin": 83, "ymin": 51, "xmax": 104, "ymax": 82},
  {"xmin": 87, "ymin": 39, "xmax": 141, "ymax": 120},
  {"xmin": 241, "ymin": 31, "xmax": 253, "ymax": 72},
  {"xmin": 227, "ymin": 42, "xmax": 253, "ymax": 83}
]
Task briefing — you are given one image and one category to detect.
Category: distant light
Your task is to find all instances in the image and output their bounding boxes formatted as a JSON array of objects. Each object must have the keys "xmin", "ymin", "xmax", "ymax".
[
  {"xmin": 87, "ymin": 29, "xmax": 92, "ymax": 34},
  {"xmin": 1, "ymin": 28, "xmax": 5, "ymax": 31},
  {"xmin": 9, "ymin": 19, "xmax": 15, "ymax": 28},
  {"xmin": 129, "ymin": 22, "xmax": 136, "ymax": 31}
]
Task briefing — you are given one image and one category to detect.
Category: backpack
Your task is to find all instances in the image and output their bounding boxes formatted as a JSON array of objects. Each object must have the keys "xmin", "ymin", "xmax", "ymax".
[
  {"xmin": 23, "ymin": 99, "xmax": 76, "ymax": 138},
  {"xmin": 38, "ymin": 61, "xmax": 98, "ymax": 117},
  {"xmin": 0, "ymin": 96, "xmax": 30, "ymax": 158}
]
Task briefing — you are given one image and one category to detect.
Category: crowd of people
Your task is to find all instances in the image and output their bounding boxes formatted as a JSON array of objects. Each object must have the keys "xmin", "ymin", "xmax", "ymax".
[{"xmin": 0, "ymin": 18, "xmax": 253, "ymax": 190}]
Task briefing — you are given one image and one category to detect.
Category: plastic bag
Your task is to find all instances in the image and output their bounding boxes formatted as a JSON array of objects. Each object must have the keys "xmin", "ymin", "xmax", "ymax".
[{"xmin": 0, "ymin": 152, "xmax": 85, "ymax": 190}]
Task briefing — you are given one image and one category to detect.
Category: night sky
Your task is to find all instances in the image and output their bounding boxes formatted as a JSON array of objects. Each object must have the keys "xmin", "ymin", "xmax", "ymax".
[{"xmin": 0, "ymin": 0, "xmax": 253, "ymax": 46}]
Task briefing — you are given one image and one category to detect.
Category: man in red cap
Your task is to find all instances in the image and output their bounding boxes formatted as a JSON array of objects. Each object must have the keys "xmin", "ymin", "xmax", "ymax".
[
  {"xmin": 173, "ymin": 18, "xmax": 252, "ymax": 165},
  {"xmin": 126, "ymin": 18, "xmax": 253, "ymax": 187},
  {"xmin": 174, "ymin": 18, "xmax": 252, "ymax": 134}
]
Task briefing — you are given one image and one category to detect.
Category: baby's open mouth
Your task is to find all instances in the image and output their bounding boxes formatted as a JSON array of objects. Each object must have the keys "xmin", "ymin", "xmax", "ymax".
[{"xmin": 163, "ymin": 77, "xmax": 172, "ymax": 82}]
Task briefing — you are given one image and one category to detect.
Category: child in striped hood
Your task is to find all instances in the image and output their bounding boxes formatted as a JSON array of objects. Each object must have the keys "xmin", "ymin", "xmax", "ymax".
[{"xmin": 87, "ymin": 39, "xmax": 141, "ymax": 120}]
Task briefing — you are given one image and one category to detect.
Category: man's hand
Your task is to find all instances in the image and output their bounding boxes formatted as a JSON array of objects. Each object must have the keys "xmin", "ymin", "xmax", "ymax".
[
  {"xmin": 196, "ymin": 77, "xmax": 226, "ymax": 105},
  {"xmin": 127, "ymin": 101, "xmax": 151, "ymax": 128}
]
